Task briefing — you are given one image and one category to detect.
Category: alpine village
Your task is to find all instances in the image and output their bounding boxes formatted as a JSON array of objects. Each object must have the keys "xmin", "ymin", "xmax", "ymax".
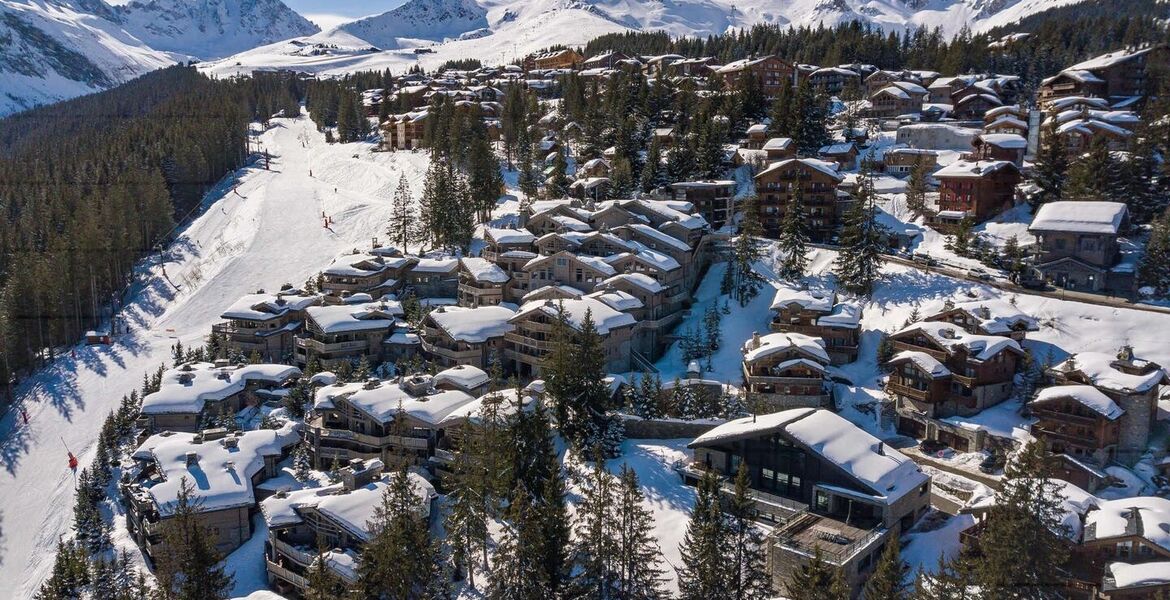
[{"xmin": 7, "ymin": 1, "xmax": 1170, "ymax": 600}]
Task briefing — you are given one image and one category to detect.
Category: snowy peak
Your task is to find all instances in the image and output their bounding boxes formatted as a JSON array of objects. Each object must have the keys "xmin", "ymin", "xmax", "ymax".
[
  {"xmin": 115, "ymin": 0, "xmax": 320, "ymax": 59},
  {"xmin": 335, "ymin": 0, "xmax": 488, "ymax": 50}
]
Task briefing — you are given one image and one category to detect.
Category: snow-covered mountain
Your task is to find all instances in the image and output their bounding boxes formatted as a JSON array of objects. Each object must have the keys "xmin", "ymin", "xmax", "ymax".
[
  {"xmin": 201, "ymin": 0, "xmax": 1088, "ymax": 83},
  {"xmin": 0, "ymin": 0, "xmax": 316, "ymax": 116},
  {"xmin": 114, "ymin": 0, "xmax": 320, "ymax": 59}
]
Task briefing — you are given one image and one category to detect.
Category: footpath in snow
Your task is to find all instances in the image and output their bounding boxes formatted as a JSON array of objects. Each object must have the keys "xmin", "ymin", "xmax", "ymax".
[{"xmin": 0, "ymin": 115, "xmax": 430, "ymax": 598}]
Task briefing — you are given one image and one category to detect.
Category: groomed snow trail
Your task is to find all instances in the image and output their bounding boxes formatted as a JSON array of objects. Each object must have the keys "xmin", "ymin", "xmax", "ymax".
[{"xmin": 0, "ymin": 115, "xmax": 429, "ymax": 599}]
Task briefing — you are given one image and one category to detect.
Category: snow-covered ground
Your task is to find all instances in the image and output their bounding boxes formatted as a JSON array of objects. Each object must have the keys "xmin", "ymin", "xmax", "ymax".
[{"xmin": 0, "ymin": 114, "xmax": 430, "ymax": 597}]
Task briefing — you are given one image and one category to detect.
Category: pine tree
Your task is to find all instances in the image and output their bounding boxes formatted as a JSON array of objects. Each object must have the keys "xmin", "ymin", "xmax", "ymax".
[
  {"xmin": 793, "ymin": 79, "xmax": 830, "ymax": 156},
  {"xmin": 610, "ymin": 156, "xmax": 636, "ymax": 199},
  {"xmin": 834, "ymin": 170, "xmax": 888, "ymax": 296},
  {"xmin": 731, "ymin": 196, "xmax": 765, "ymax": 306},
  {"xmin": 727, "ymin": 463, "xmax": 770, "ymax": 600},
  {"xmin": 777, "ymin": 172, "xmax": 810, "ymax": 281},
  {"xmin": 153, "ymin": 477, "xmax": 234, "ymax": 600},
  {"xmin": 905, "ymin": 156, "xmax": 930, "ymax": 215},
  {"xmin": 568, "ymin": 450, "xmax": 620, "ymax": 598},
  {"xmin": 785, "ymin": 548, "xmax": 848, "ymax": 600},
  {"xmin": 1032, "ymin": 112, "xmax": 1069, "ymax": 205},
  {"xmin": 768, "ymin": 82, "xmax": 794, "ymax": 139},
  {"xmin": 965, "ymin": 440, "xmax": 1069, "ymax": 599},
  {"xmin": 615, "ymin": 465, "xmax": 668, "ymax": 599},
  {"xmin": 488, "ymin": 486, "xmax": 551, "ymax": 600},
  {"xmin": 445, "ymin": 392, "xmax": 508, "ymax": 588},
  {"xmin": 305, "ymin": 543, "xmax": 349, "ymax": 600},
  {"xmin": 358, "ymin": 467, "xmax": 445, "ymax": 599},
  {"xmin": 667, "ymin": 144, "xmax": 697, "ymax": 182},
  {"xmin": 1065, "ymin": 138, "xmax": 1116, "ymax": 201},
  {"xmin": 388, "ymin": 173, "xmax": 415, "ymax": 250},
  {"xmin": 292, "ymin": 443, "xmax": 312, "ymax": 482},
  {"xmin": 548, "ymin": 148, "xmax": 571, "ymax": 199},
  {"xmin": 678, "ymin": 469, "xmax": 729, "ymax": 599},
  {"xmin": 865, "ymin": 540, "xmax": 909, "ymax": 600},
  {"xmin": 640, "ymin": 137, "xmax": 667, "ymax": 193},
  {"xmin": 1139, "ymin": 208, "xmax": 1170, "ymax": 295}
]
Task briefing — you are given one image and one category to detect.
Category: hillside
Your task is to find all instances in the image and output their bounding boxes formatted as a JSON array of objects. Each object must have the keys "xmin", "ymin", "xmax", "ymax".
[{"xmin": 114, "ymin": 0, "xmax": 320, "ymax": 59}]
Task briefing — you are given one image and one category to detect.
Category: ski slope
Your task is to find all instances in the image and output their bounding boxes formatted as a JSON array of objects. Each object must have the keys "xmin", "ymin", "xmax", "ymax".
[{"xmin": 0, "ymin": 114, "xmax": 430, "ymax": 598}]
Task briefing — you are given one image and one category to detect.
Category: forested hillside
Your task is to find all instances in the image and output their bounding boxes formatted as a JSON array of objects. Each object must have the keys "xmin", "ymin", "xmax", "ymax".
[
  {"xmin": 584, "ymin": 0, "xmax": 1168, "ymax": 89},
  {"xmin": 0, "ymin": 66, "xmax": 303, "ymax": 389}
]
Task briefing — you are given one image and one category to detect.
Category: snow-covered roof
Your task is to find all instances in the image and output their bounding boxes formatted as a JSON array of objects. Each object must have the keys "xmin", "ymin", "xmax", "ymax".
[
  {"xmin": 306, "ymin": 302, "xmax": 400, "ymax": 334},
  {"xmin": 818, "ymin": 302, "xmax": 863, "ymax": 329},
  {"xmin": 762, "ymin": 137, "xmax": 794, "ymax": 151},
  {"xmin": 977, "ymin": 133, "xmax": 1027, "ymax": 149},
  {"xmin": 623, "ymin": 223, "xmax": 691, "ymax": 252},
  {"xmin": 1068, "ymin": 46, "xmax": 1156, "ymax": 72},
  {"xmin": 261, "ymin": 471, "xmax": 435, "ymax": 541},
  {"xmin": 313, "ymin": 379, "xmax": 476, "ymax": 425},
  {"xmin": 1032, "ymin": 385, "xmax": 1124, "ymax": 420},
  {"xmin": 599, "ymin": 273, "xmax": 664, "ymax": 294},
  {"xmin": 691, "ymin": 409, "xmax": 928, "ymax": 503},
  {"xmin": 941, "ymin": 298, "xmax": 1039, "ymax": 335},
  {"xmin": 427, "ymin": 305, "xmax": 516, "ymax": 343},
  {"xmin": 133, "ymin": 424, "xmax": 300, "ymax": 516},
  {"xmin": 460, "ymin": 257, "xmax": 509, "ymax": 283},
  {"xmin": 889, "ymin": 350, "xmax": 950, "ymax": 378},
  {"xmin": 220, "ymin": 292, "xmax": 319, "ymax": 321},
  {"xmin": 1085, "ymin": 496, "xmax": 1170, "ymax": 552},
  {"xmin": 1055, "ymin": 352, "xmax": 1166, "ymax": 393},
  {"xmin": 770, "ymin": 285, "xmax": 835, "ymax": 313},
  {"xmin": 412, "ymin": 257, "xmax": 458, "ymax": 273},
  {"xmin": 439, "ymin": 387, "xmax": 536, "ymax": 428},
  {"xmin": 1030, "ymin": 201, "xmax": 1127, "ymax": 235},
  {"xmin": 141, "ymin": 363, "xmax": 300, "ymax": 415},
  {"xmin": 933, "ymin": 159, "xmax": 1016, "ymax": 179},
  {"xmin": 894, "ymin": 321, "xmax": 1021, "ymax": 361},
  {"xmin": 434, "ymin": 365, "xmax": 490, "ymax": 391},
  {"xmin": 756, "ymin": 158, "xmax": 843, "ymax": 182},
  {"xmin": 587, "ymin": 289, "xmax": 643, "ymax": 312},
  {"xmin": 818, "ymin": 142, "xmax": 856, "ymax": 155},
  {"xmin": 742, "ymin": 332, "xmax": 830, "ymax": 364},
  {"xmin": 511, "ymin": 297, "xmax": 636, "ymax": 334},
  {"xmin": 1108, "ymin": 562, "xmax": 1170, "ymax": 590}
]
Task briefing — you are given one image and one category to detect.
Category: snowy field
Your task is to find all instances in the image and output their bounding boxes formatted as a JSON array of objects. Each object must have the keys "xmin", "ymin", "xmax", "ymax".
[{"xmin": 0, "ymin": 114, "xmax": 429, "ymax": 597}]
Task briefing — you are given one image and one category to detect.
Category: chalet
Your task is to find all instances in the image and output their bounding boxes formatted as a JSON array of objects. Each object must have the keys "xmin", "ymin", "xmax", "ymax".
[
  {"xmin": 458, "ymin": 257, "xmax": 509, "ymax": 307},
  {"xmin": 886, "ymin": 321, "xmax": 1023, "ymax": 451},
  {"xmin": 669, "ymin": 180, "xmax": 737, "ymax": 228},
  {"xmin": 743, "ymin": 123, "xmax": 769, "ymax": 149},
  {"xmin": 754, "ymin": 158, "xmax": 845, "ymax": 242},
  {"xmin": 715, "ymin": 55, "xmax": 794, "ymax": 96},
  {"xmin": 527, "ymin": 48, "xmax": 583, "ymax": 71},
  {"xmin": 405, "ymin": 257, "xmax": 459, "ymax": 299},
  {"xmin": 1048, "ymin": 348, "xmax": 1166, "ymax": 465},
  {"xmin": 433, "ymin": 364, "xmax": 491, "ymax": 397},
  {"xmin": 1081, "ymin": 497, "xmax": 1170, "ymax": 587},
  {"xmin": 685, "ymin": 409, "xmax": 930, "ymax": 594},
  {"xmin": 294, "ymin": 301, "xmax": 401, "ymax": 368},
  {"xmin": 307, "ymin": 375, "xmax": 476, "ymax": 467},
  {"xmin": 983, "ymin": 105, "xmax": 1028, "ymax": 135},
  {"xmin": 970, "ymin": 133, "xmax": 1027, "ymax": 166},
  {"xmin": 763, "ymin": 137, "xmax": 797, "ymax": 160},
  {"xmin": 578, "ymin": 157, "xmax": 611, "ymax": 178},
  {"xmin": 523, "ymin": 250, "xmax": 616, "ymax": 295},
  {"xmin": 809, "ymin": 67, "xmax": 860, "ymax": 95},
  {"xmin": 768, "ymin": 285, "xmax": 862, "ymax": 365},
  {"xmin": 883, "ymin": 148, "xmax": 938, "ymax": 177},
  {"xmin": 581, "ymin": 51, "xmax": 630, "ymax": 70},
  {"xmin": 1038, "ymin": 45, "xmax": 1169, "ymax": 105},
  {"xmin": 932, "ymin": 160, "xmax": 1020, "ymax": 225},
  {"xmin": 951, "ymin": 92, "xmax": 1003, "ymax": 120},
  {"xmin": 320, "ymin": 250, "xmax": 414, "ymax": 299},
  {"xmin": 1100, "ymin": 562, "xmax": 1170, "ymax": 599},
  {"xmin": 922, "ymin": 298, "xmax": 1038, "ymax": 342},
  {"xmin": 139, "ymin": 362, "xmax": 300, "ymax": 433},
  {"xmin": 864, "ymin": 70, "xmax": 919, "ymax": 97},
  {"xmin": 817, "ymin": 142, "xmax": 859, "ymax": 170},
  {"xmin": 593, "ymin": 272, "xmax": 681, "ymax": 357},
  {"xmin": 1029, "ymin": 201, "xmax": 1129, "ymax": 292},
  {"xmin": 420, "ymin": 305, "xmax": 515, "ymax": 369},
  {"xmin": 568, "ymin": 177, "xmax": 610, "ymax": 201},
  {"xmin": 212, "ymin": 292, "xmax": 320, "ymax": 362},
  {"xmin": 482, "ymin": 227, "xmax": 536, "ymax": 261},
  {"xmin": 262, "ymin": 461, "xmax": 436, "ymax": 596},
  {"xmin": 740, "ymin": 331, "xmax": 833, "ymax": 410},
  {"xmin": 867, "ymin": 84, "xmax": 926, "ymax": 118},
  {"xmin": 504, "ymin": 297, "xmax": 635, "ymax": 377},
  {"xmin": 122, "ymin": 425, "xmax": 300, "ymax": 564},
  {"xmin": 1030, "ymin": 385, "xmax": 1125, "ymax": 466},
  {"xmin": 381, "ymin": 110, "xmax": 428, "ymax": 150}
]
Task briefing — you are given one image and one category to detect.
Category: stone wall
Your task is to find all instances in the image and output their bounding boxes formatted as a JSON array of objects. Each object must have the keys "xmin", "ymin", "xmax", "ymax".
[{"xmin": 618, "ymin": 414, "xmax": 722, "ymax": 440}]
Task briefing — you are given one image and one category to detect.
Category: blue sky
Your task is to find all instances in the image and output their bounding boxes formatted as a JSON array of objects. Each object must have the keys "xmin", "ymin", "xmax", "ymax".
[{"xmin": 283, "ymin": 0, "xmax": 408, "ymax": 29}]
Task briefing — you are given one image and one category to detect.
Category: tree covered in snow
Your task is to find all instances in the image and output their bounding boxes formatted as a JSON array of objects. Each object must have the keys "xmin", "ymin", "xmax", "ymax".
[
  {"xmin": 419, "ymin": 159, "xmax": 475, "ymax": 252},
  {"xmin": 547, "ymin": 148, "xmax": 571, "ymax": 199},
  {"xmin": 777, "ymin": 171, "xmax": 810, "ymax": 281},
  {"xmin": 833, "ymin": 171, "xmax": 888, "ymax": 296},
  {"xmin": 446, "ymin": 392, "xmax": 510, "ymax": 589},
  {"xmin": 34, "ymin": 540, "xmax": 91, "ymax": 600},
  {"xmin": 1065, "ymin": 138, "xmax": 1117, "ymax": 202},
  {"xmin": 544, "ymin": 307, "xmax": 620, "ymax": 453},
  {"xmin": 625, "ymin": 374, "xmax": 664, "ymax": 419},
  {"xmin": 905, "ymin": 156, "xmax": 930, "ymax": 216},
  {"xmin": 1139, "ymin": 207, "xmax": 1170, "ymax": 295},
  {"xmin": 729, "ymin": 196, "xmax": 766, "ymax": 306},
  {"xmin": 388, "ymin": 173, "xmax": 416, "ymax": 250},
  {"xmin": 358, "ymin": 467, "xmax": 446, "ymax": 599},
  {"xmin": 292, "ymin": 442, "xmax": 312, "ymax": 482},
  {"xmin": 792, "ymin": 79, "xmax": 830, "ymax": 157},
  {"xmin": 640, "ymin": 136, "xmax": 668, "ymax": 193}
]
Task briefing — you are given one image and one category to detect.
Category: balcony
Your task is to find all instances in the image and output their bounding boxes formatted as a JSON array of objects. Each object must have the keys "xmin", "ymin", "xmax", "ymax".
[
  {"xmin": 504, "ymin": 332, "xmax": 554, "ymax": 353},
  {"xmin": 266, "ymin": 559, "xmax": 309, "ymax": 590},
  {"xmin": 310, "ymin": 423, "xmax": 431, "ymax": 451},
  {"xmin": 296, "ymin": 337, "xmax": 370, "ymax": 355},
  {"xmin": 772, "ymin": 512, "xmax": 885, "ymax": 566},
  {"xmin": 885, "ymin": 380, "xmax": 931, "ymax": 402},
  {"xmin": 1032, "ymin": 425, "xmax": 1099, "ymax": 447},
  {"xmin": 271, "ymin": 537, "xmax": 316, "ymax": 568},
  {"xmin": 420, "ymin": 337, "xmax": 482, "ymax": 363}
]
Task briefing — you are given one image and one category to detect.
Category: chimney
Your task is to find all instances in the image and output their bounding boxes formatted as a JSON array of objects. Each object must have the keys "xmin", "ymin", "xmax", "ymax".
[
  {"xmin": 185, "ymin": 451, "xmax": 198, "ymax": 466},
  {"xmin": 874, "ymin": 442, "xmax": 885, "ymax": 456},
  {"xmin": 751, "ymin": 331, "xmax": 761, "ymax": 349},
  {"xmin": 221, "ymin": 436, "xmax": 239, "ymax": 450}
]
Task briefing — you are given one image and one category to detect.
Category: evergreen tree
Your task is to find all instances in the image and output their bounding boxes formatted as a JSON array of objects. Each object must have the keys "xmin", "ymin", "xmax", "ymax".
[
  {"xmin": 548, "ymin": 148, "xmax": 571, "ymax": 199},
  {"xmin": 610, "ymin": 156, "xmax": 636, "ymax": 199},
  {"xmin": 727, "ymin": 463, "xmax": 770, "ymax": 600},
  {"xmin": 792, "ymin": 79, "xmax": 830, "ymax": 156},
  {"xmin": 568, "ymin": 451, "xmax": 620, "ymax": 598},
  {"xmin": 388, "ymin": 173, "xmax": 415, "ymax": 250},
  {"xmin": 678, "ymin": 469, "xmax": 729, "ymax": 599},
  {"xmin": 305, "ymin": 544, "xmax": 349, "ymax": 600},
  {"xmin": 292, "ymin": 443, "xmax": 312, "ymax": 482},
  {"xmin": 445, "ymin": 392, "xmax": 508, "ymax": 588},
  {"xmin": 965, "ymin": 440, "xmax": 1069, "ymax": 599},
  {"xmin": 640, "ymin": 137, "xmax": 667, "ymax": 193},
  {"xmin": 153, "ymin": 477, "xmax": 234, "ymax": 600},
  {"xmin": 777, "ymin": 172, "xmax": 810, "ymax": 281},
  {"xmin": 730, "ymin": 196, "xmax": 765, "ymax": 306},
  {"xmin": 834, "ymin": 170, "xmax": 888, "ymax": 296},
  {"xmin": 1139, "ymin": 208, "xmax": 1170, "ymax": 295},
  {"xmin": 768, "ymin": 82, "xmax": 794, "ymax": 139},
  {"xmin": 1065, "ymin": 138, "xmax": 1116, "ymax": 201},
  {"xmin": 358, "ymin": 467, "xmax": 445, "ymax": 599},
  {"xmin": 1032, "ymin": 113, "xmax": 1069, "ymax": 205},
  {"xmin": 666, "ymin": 144, "xmax": 697, "ymax": 183},
  {"xmin": 864, "ymin": 540, "xmax": 909, "ymax": 600},
  {"xmin": 488, "ymin": 486, "xmax": 551, "ymax": 600},
  {"xmin": 784, "ymin": 548, "xmax": 848, "ymax": 600},
  {"xmin": 614, "ymin": 465, "xmax": 668, "ymax": 599},
  {"xmin": 905, "ymin": 156, "xmax": 930, "ymax": 215}
]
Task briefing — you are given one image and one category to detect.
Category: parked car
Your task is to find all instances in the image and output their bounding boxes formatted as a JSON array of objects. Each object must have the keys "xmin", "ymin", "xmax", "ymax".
[
  {"xmin": 912, "ymin": 252, "xmax": 938, "ymax": 266},
  {"xmin": 967, "ymin": 268, "xmax": 993, "ymax": 282},
  {"xmin": 979, "ymin": 453, "xmax": 1004, "ymax": 474},
  {"xmin": 920, "ymin": 439, "xmax": 948, "ymax": 455}
]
